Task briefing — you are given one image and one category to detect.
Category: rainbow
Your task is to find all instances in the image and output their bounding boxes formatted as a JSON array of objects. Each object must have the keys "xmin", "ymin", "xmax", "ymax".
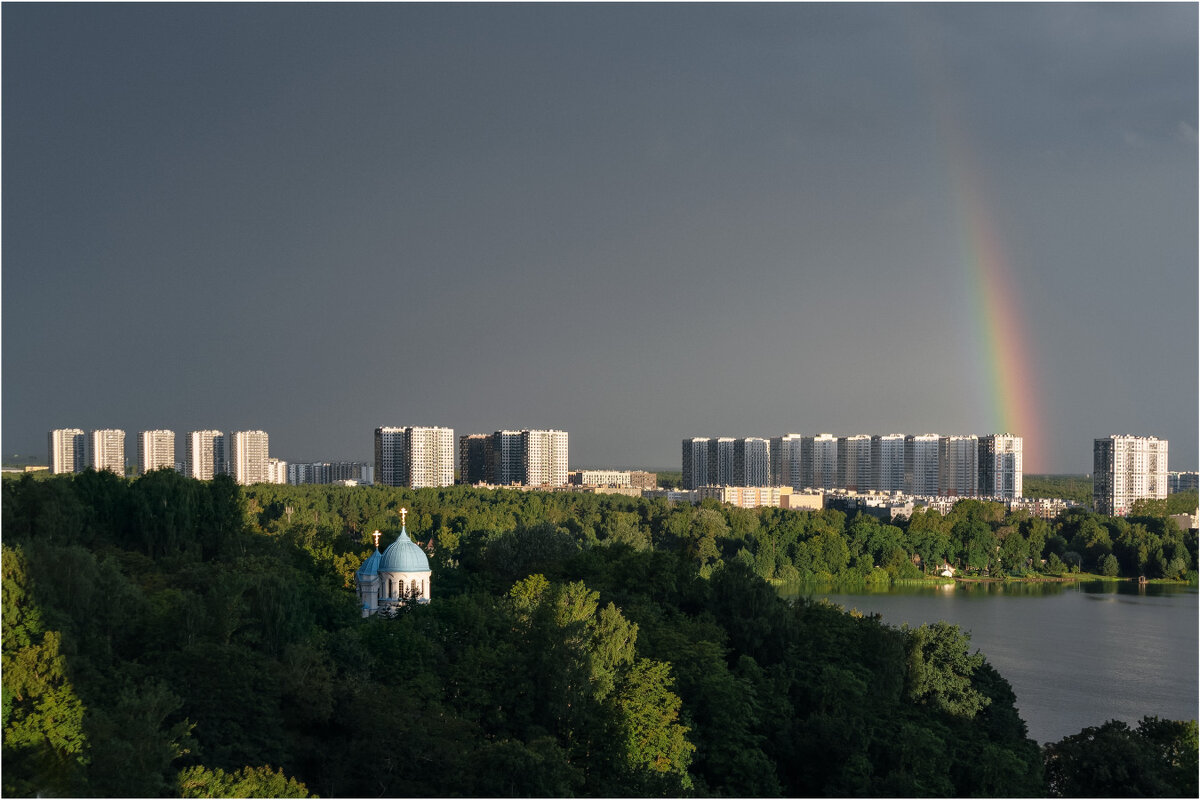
[{"xmin": 913, "ymin": 16, "xmax": 1046, "ymax": 471}]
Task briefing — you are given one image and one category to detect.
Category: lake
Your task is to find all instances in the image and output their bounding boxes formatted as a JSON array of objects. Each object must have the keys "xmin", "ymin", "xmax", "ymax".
[{"xmin": 782, "ymin": 580, "xmax": 1199, "ymax": 744}]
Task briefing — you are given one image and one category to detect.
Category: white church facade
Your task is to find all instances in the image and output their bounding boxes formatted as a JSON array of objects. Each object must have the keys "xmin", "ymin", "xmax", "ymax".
[{"xmin": 356, "ymin": 508, "xmax": 431, "ymax": 616}]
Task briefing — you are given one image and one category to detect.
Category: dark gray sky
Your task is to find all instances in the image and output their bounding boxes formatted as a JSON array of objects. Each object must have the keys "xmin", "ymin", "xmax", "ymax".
[{"xmin": 4, "ymin": 3, "xmax": 1196, "ymax": 473}]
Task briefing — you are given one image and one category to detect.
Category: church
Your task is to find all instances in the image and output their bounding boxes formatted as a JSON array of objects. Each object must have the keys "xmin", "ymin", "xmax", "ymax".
[{"xmin": 355, "ymin": 508, "xmax": 431, "ymax": 616}]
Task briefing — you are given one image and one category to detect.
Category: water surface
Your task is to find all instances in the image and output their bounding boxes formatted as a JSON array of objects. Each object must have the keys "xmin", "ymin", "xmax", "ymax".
[{"xmin": 783, "ymin": 581, "xmax": 1198, "ymax": 743}]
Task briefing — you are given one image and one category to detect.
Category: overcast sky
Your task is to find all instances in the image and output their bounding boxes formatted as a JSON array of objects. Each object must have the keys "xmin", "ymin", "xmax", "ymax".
[{"xmin": 3, "ymin": 3, "xmax": 1196, "ymax": 473}]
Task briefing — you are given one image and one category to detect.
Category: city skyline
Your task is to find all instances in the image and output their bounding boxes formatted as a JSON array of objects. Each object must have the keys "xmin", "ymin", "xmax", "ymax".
[{"xmin": 4, "ymin": 4, "xmax": 1196, "ymax": 473}]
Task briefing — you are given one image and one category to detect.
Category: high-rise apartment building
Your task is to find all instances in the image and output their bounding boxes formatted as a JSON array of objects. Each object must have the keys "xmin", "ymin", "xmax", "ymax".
[
  {"xmin": 376, "ymin": 426, "xmax": 455, "ymax": 488},
  {"xmin": 707, "ymin": 438, "xmax": 737, "ymax": 486},
  {"xmin": 979, "ymin": 434, "xmax": 1023, "ymax": 499},
  {"xmin": 871, "ymin": 434, "xmax": 906, "ymax": 494},
  {"xmin": 1167, "ymin": 471, "xmax": 1199, "ymax": 494},
  {"xmin": 230, "ymin": 430, "xmax": 270, "ymax": 486},
  {"xmin": 803, "ymin": 434, "xmax": 838, "ymax": 490},
  {"xmin": 48, "ymin": 428, "xmax": 87, "ymax": 474},
  {"xmin": 735, "ymin": 438, "xmax": 771, "ymax": 487},
  {"xmin": 771, "ymin": 434, "xmax": 804, "ymax": 490},
  {"xmin": 837, "ymin": 435, "xmax": 872, "ymax": 492},
  {"xmin": 266, "ymin": 458, "xmax": 288, "ymax": 485},
  {"xmin": 138, "ymin": 430, "xmax": 176, "ymax": 474},
  {"xmin": 375, "ymin": 427, "xmax": 407, "ymax": 487},
  {"xmin": 459, "ymin": 434, "xmax": 492, "ymax": 485},
  {"xmin": 904, "ymin": 434, "xmax": 941, "ymax": 496},
  {"xmin": 938, "ymin": 435, "xmax": 979, "ymax": 497},
  {"xmin": 186, "ymin": 430, "xmax": 226, "ymax": 480},
  {"xmin": 682, "ymin": 438, "xmax": 709, "ymax": 490},
  {"xmin": 91, "ymin": 429, "xmax": 126, "ymax": 475},
  {"xmin": 524, "ymin": 429, "xmax": 569, "ymax": 487},
  {"xmin": 1093, "ymin": 435, "xmax": 1168, "ymax": 516},
  {"xmin": 492, "ymin": 430, "xmax": 527, "ymax": 486},
  {"xmin": 407, "ymin": 426, "xmax": 456, "ymax": 488}
]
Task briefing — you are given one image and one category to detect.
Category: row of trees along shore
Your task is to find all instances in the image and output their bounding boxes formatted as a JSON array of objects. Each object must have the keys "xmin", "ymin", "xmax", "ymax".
[{"xmin": 3, "ymin": 469, "xmax": 1196, "ymax": 797}]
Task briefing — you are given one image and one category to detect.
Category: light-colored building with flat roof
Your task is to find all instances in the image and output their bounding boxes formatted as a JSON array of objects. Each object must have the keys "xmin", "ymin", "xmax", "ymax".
[
  {"xmin": 837, "ymin": 435, "xmax": 872, "ymax": 492},
  {"xmin": 979, "ymin": 434, "xmax": 1023, "ymax": 499},
  {"xmin": 1094, "ymin": 435, "xmax": 1168, "ymax": 516},
  {"xmin": 938, "ymin": 435, "xmax": 979, "ymax": 497},
  {"xmin": 871, "ymin": 434, "xmax": 906, "ymax": 494},
  {"xmin": 91, "ymin": 429, "xmax": 126, "ymax": 475},
  {"xmin": 48, "ymin": 428, "xmax": 87, "ymax": 474},
  {"xmin": 138, "ymin": 430, "xmax": 176, "ymax": 475},
  {"xmin": 186, "ymin": 430, "xmax": 226, "ymax": 480},
  {"xmin": 904, "ymin": 434, "xmax": 941, "ymax": 496},
  {"xmin": 230, "ymin": 430, "xmax": 270, "ymax": 485}
]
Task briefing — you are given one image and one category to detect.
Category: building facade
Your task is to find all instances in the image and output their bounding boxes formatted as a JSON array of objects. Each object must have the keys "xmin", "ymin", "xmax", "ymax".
[
  {"xmin": 91, "ymin": 429, "xmax": 126, "ymax": 475},
  {"xmin": 524, "ymin": 429, "xmax": 569, "ymax": 487},
  {"xmin": 938, "ymin": 435, "xmax": 979, "ymax": 497},
  {"xmin": 406, "ymin": 426, "xmax": 456, "ymax": 488},
  {"xmin": 682, "ymin": 438, "xmax": 709, "ymax": 490},
  {"xmin": 1167, "ymin": 471, "xmax": 1199, "ymax": 494},
  {"xmin": 458, "ymin": 434, "xmax": 492, "ymax": 485},
  {"xmin": 803, "ymin": 434, "xmax": 838, "ymax": 491},
  {"xmin": 904, "ymin": 434, "xmax": 941, "ymax": 496},
  {"xmin": 186, "ymin": 430, "xmax": 226, "ymax": 480},
  {"xmin": 230, "ymin": 430, "xmax": 270, "ymax": 486},
  {"xmin": 871, "ymin": 434, "xmax": 906, "ymax": 494},
  {"xmin": 771, "ymin": 434, "xmax": 804, "ymax": 490},
  {"xmin": 979, "ymin": 434, "xmax": 1023, "ymax": 499},
  {"xmin": 288, "ymin": 461, "xmax": 373, "ymax": 485},
  {"xmin": 837, "ymin": 435, "xmax": 873, "ymax": 492},
  {"xmin": 138, "ymin": 430, "xmax": 176, "ymax": 475},
  {"xmin": 735, "ymin": 438, "xmax": 772, "ymax": 487},
  {"xmin": 48, "ymin": 428, "xmax": 87, "ymax": 474},
  {"xmin": 1094, "ymin": 435, "xmax": 1168, "ymax": 516}
]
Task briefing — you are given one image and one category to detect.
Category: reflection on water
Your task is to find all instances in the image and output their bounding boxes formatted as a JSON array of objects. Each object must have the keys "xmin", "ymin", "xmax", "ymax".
[{"xmin": 779, "ymin": 580, "xmax": 1198, "ymax": 744}]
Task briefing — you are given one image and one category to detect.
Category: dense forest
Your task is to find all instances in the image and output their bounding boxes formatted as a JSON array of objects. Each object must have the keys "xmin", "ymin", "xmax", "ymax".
[{"xmin": 3, "ymin": 470, "xmax": 1196, "ymax": 797}]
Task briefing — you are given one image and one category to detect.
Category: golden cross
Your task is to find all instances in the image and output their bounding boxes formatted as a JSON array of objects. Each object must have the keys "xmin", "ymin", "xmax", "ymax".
[
  {"xmin": 400, "ymin": 507, "xmax": 408, "ymax": 527},
  {"xmin": 372, "ymin": 530, "xmax": 381, "ymax": 548}
]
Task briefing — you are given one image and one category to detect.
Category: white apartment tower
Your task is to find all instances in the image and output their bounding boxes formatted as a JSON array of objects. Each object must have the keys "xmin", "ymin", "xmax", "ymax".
[
  {"xmin": 186, "ymin": 430, "xmax": 226, "ymax": 480},
  {"xmin": 138, "ymin": 430, "xmax": 177, "ymax": 475},
  {"xmin": 230, "ymin": 430, "xmax": 270, "ymax": 486},
  {"xmin": 979, "ymin": 434, "xmax": 1023, "ymax": 499},
  {"xmin": 736, "ymin": 438, "xmax": 771, "ymax": 487},
  {"xmin": 406, "ymin": 426, "xmax": 455, "ymax": 488},
  {"xmin": 91, "ymin": 429, "xmax": 126, "ymax": 475},
  {"xmin": 871, "ymin": 434, "xmax": 906, "ymax": 494},
  {"xmin": 524, "ymin": 429, "xmax": 569, "ymax": 487},
  {"xmin": 1093, "ymin": 435, "xmax": 1168, "ymax": 516},
  {"xmin": 375, "ymin": 426, "xmax": 455, "ymax": 488},
  {"xmin": 837, "ymin": 435, "xmax": 873, "ymax": 492},
  {"xmin": 905, "ymin": 434, "xmax": 941, "ymax": 496},
  {"xmin": 938, "ymin": 435, "xmax": 979, "ymax": 497},
  {"xmin": 707, "ymin": 438, "xmax": 737, "ymax": 486},
  {"xmin": 48, "ymin": 428, "xmax": 87, "ymax": 474}
]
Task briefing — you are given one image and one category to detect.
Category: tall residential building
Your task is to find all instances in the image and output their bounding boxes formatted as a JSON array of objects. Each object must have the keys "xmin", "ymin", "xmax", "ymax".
[
  {"xmin": 91, "ymin": 429, "xmax": 126, "ymax": 475},
  {"xmin": 138, "ymin": 430, "xmax": 176, "ymax": 475},
  {"xmin": 904, "ymin": 434, "xmax": 941, "ymax": 496},
  {"xmin": 524, "ymin": 429, "xmax": 569, "ymax": 487},
  {"xmin": 1094, "ymin": 435, "xmax": 1168, "ymax": 516},
  {"xmin": 492, "ymin": 430, "xmax": 526, "ymax": 486},
  {"xmin": 682, "ymin": 438, "xmax": 709, "ymax": 490},
  {"xmin": 938, "ymin": 435, "xmax": 979, "ymax": 497},
  {"xmin": 375, "ymin": 427, "xmax": 407, "ymax": 487},
  {"xmin": 707, "ymin": 438, "xmax": 737, "ymax": 486},
  {"xmin": 376, "ymin": 426, "xmax": 455, "ymax": 488},
  {"xmin": 837, "ymin": 435, "xmax": 873, "ymax": 491},
  {"xmin": 771, "ymin": 434, "xmax": 804, "ymax": 489},
  {"xmin": 1167, "ymin": 471, "xmax": 1199, "ymax": 494},
  {"xmin": 407, "ymin": 426, "xmax": 455, "ymax": 488},
  {"xmin": 230, "ymin": 430, "xmax": 270, "ymax": 486},
  {"xmin": 459, "ymin": 434, "xmax": 492, "ymax": 485},
  {"xmin": 735, "ymin": 438, "xmax": 771, "ymax": 487},
  {"xmin": 979, "ymin": 434, "xmax": 1023, "ymax": 499},
  {"xmin": 186, "ymin": 430, "xmax": 226, "ymax": 480},
  {"xmin": 267, "ymin": 458, "xmax": 288, "ymax": 485},
  {"xmin": 871, "ymin": 434, "xmax": 906, "ymax": 493},
  {"xmin": 48, "ymin": 428, "xmax": 87, "ymax": 474},
  {"xmin": 803, "ymin": 434, "xmax": 838, "ymax": 490}
]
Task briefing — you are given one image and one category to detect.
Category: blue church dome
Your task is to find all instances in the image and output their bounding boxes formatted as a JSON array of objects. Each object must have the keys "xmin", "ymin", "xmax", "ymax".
[
  {"xmin": 356, "ymin": 547, "xmax": 382, "ymax": 578},
  {"xmin": 378, "ymin": 528, "xmax": 430, "ymax": 573}
]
